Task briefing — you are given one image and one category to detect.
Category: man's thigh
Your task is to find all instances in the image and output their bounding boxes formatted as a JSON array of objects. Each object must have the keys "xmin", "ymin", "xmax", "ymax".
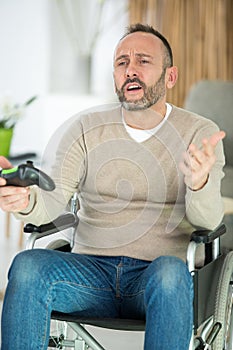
[
  {"xmin": 49, "ymin": 251, "xmax": 120, "ymax": 317},
  {"xmin": 10, "ymin": 249, "xmax": 119, "ymax": 317}
]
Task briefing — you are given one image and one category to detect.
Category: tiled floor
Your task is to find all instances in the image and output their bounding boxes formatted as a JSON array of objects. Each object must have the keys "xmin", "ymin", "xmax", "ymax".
[{"xmin": 0, "ymin": 211, "xmax": 144, "ymax": 349}]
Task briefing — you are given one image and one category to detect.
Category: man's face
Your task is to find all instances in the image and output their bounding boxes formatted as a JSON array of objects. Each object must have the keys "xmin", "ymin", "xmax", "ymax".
[{"xmin": 113, "ymin": 32, "xmax": 167, "ymax": 111}]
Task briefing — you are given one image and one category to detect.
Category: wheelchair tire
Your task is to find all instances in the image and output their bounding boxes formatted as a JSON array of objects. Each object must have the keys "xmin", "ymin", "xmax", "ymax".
[
  {"xmin": 46, "ymin": 239, "xmax": 71, "ymax": 252},
  {"xmin": 213, "ymin": 251, "xmax": 233, "ymax": 350}
]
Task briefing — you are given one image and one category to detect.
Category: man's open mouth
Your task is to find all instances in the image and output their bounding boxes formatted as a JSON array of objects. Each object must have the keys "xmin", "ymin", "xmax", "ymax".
[{"xmin": 126, "ymin": 83, "xmax": 142, "ymax": 92}]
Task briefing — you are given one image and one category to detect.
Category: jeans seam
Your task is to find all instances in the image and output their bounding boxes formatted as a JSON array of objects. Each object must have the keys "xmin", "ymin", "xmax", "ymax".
[
  {"xmin": 41, "ymin": 284, "xmax": 53, "ymax": 350},
  {"xmin": 50, "ymin": 280, "xmax": 113, "ymax": 292},
  {"xmin": 116, "ymin": 263, "xmax": 122, "ymax": 298},
  {"xmin": 123, "ymin": 289, "xmax": 145, "ymax": 297}
]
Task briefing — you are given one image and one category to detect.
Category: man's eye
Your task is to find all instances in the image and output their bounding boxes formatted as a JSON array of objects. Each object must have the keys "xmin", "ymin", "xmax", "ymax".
[
  {"xmin": 140, "ymin": 59, "xmax": 149, "ymax": 64},
  {"xmin": 118, "ymin": 61, "xmax": 127, "ymax": 66}
]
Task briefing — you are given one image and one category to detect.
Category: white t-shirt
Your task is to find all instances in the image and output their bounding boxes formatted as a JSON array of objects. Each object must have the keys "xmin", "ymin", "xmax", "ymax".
[{"xmin": 123, "ymin": 103, "xmax": 172, "ymax": 142}]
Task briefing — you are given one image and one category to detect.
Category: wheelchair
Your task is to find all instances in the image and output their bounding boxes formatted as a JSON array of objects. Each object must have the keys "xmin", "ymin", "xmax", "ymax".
[{"xmin": 24, "ymin": 195, "xmax": 233, "ymax": 350}]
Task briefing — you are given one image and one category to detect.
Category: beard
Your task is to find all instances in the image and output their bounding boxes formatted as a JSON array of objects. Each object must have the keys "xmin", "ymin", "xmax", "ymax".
[{"xmin": 115, "ymin": 69, "xmax": 166, "ymax": 111}]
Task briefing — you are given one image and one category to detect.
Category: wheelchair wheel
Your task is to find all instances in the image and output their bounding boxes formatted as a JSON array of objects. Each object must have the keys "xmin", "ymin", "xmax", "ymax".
[
  {"xmin": 213, "ymin": 251, "xmax": 233, "ymax": 350},
  {"xmin": 46, "ymin": 239, "xmax": 71, "ymax": 251},
  {"xmin": 48, "ymin": 320, "xmax": 67, "ymax": 349}
]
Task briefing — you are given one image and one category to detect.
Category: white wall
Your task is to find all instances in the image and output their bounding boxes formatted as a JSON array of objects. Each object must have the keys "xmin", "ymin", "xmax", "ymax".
[
  {"xmin": 0, "ymin": 0, "xmax": 50, "ymax": 99},
  {"xmin": 0, "ymin": 0, "xmax": 50, "ymax": 154},
  {"xmin": 0, "ymin": 0, "xmax": 128, "ymax": 156},
  {"xmin": 48, "ymin": 0, "xmax": 128, "ymax": 97}
]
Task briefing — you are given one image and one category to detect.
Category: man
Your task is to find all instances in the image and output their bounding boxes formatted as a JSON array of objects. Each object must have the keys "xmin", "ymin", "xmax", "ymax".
[{"xmin": 0, "ymin": 24, "xmax": 225, "ymax": 349}]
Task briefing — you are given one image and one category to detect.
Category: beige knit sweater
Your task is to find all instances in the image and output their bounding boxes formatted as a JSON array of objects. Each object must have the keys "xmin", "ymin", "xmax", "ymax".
[{"xmin": 16, "ymin": 104, "xmax": 225, "ymax": 261}]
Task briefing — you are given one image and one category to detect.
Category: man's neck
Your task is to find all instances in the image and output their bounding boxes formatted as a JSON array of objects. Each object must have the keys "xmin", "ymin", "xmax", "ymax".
[{"xmin": 122, "ymin": 103, "xmax": 167, "ymax": 130}]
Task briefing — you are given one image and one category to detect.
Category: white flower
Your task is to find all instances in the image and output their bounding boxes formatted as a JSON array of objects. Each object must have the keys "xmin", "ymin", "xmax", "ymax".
[{"xmin": 0, "ymin": 95, "xmax": 37, "ymax": 129}]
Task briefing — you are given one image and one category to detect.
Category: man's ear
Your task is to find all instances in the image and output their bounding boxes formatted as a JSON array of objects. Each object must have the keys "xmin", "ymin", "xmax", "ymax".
[{"xmin": 166, "ymin": 66, "xmax": 178, "ymax": 89}]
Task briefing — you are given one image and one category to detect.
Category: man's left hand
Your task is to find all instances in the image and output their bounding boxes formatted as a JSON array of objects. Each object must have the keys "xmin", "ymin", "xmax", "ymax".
[{"xmin": 179, "ymin": 130, "xmax": 226, "ymax": 191}]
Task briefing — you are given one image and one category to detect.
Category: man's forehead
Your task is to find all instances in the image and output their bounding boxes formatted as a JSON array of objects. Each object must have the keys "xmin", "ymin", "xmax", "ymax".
[{"xmin": 114, "ymin": 32, "xmax": 163, "ymax": 58}]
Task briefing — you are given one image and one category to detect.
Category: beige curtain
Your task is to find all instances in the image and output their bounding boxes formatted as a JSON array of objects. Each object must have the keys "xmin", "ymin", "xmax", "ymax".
[{"xmin": 129, "ymin": 0, "xmax": 233, "ymax": 106}]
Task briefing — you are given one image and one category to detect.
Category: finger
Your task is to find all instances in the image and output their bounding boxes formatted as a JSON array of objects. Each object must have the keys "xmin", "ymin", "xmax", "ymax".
[
  {"xmin": 202, "ymin": 130, "xmax": 226, "ymax": 156},
  {"xmin": 182, "ymin": 151, "xmax": 192, "ymax": 167},
  {"xmin": 2, "ymin": 192, "xmax": 28, "ymax": 205},
  {"xmin": 1, "ymin": 196, "xmax": 29, "ymax": 212},
  {"xmin": 188, "ymin": 144, "xmax": 206, "ymax": 165},
  {"xmin": 0, "ymin": 186, "xmax": 29, "ymax": 196},
  {"xmin": 0, "ymin": 177, "xmax": 6, "ymax": 186},
  {"xmin": 208, "ymin": 130, "xmax": 226, "ymax": 147},
  {"xmin": 179, "ymin": 162, "xmax": 190, "ymax": 176},
  {"xmin": 182, "ymin": 150, "xmax": 202, "ymax": 173},
  {"xmin": 0, "ymin": 156, "xmax": 13, "ymax": 170},
  {"xmin": 0, "ymin": 188, "xmax": 30, "ymax": 212}
]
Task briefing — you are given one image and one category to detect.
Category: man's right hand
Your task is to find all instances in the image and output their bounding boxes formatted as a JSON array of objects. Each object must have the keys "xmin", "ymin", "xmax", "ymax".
[{"xmin": 0, "ymin": 156, "xmax": 30, "ymax": 212}]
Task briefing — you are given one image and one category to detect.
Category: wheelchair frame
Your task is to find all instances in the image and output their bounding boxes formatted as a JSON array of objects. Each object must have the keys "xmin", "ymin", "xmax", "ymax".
[{"xmin": 24, "ymin": 205, "xmax": 233, "ymax": 350}]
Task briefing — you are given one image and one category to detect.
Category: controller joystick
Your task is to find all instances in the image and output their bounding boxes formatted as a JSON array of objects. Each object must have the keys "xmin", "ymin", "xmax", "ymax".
[{"xmin": 0, "ymin": 161, "xmax": 55, "ymax": 191}]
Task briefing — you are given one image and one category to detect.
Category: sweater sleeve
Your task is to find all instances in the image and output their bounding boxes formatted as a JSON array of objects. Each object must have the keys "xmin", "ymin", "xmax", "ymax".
[
  {"xmin": 14, "ymin": 116, "xmax": 86, "ymax": 225},
  {"xmin": 185, "ymin": 123, "xmax": 225, "ymax": 230}
]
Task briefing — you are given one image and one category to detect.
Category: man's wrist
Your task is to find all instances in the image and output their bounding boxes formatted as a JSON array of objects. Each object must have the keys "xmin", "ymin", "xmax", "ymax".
[{"xmin": 189, "ymin": 175, "xmax": 209, "ymax": 192}]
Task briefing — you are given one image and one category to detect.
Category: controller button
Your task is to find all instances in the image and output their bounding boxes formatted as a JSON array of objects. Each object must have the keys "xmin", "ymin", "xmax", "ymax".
[{"xmin": 26, "ymin": 160, "xmax": 34, "ymax": 167}]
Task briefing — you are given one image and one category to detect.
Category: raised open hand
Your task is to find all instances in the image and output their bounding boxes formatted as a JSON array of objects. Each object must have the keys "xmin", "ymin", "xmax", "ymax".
[{"xmin": 179, "ymin": 130, "xmax": 225, "ymax": 191}]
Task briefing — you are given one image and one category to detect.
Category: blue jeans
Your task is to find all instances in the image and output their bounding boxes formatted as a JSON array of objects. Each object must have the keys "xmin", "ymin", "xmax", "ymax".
[{"xmin": 1, "ymin": 250, "xmax": 193, "ymax": 350}]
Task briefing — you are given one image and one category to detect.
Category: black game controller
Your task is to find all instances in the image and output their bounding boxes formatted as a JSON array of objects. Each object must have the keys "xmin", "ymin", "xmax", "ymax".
[{"xmin": 0, "ymin": 161, "xmax": 55, "ymax": 191}]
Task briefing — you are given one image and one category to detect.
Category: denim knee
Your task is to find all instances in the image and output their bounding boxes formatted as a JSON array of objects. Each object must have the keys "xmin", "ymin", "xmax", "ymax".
[
  {"xmin": 143, "ymin": 256, "xmax": 193, "ymax": 350},
  {"xmin": 8, "ymin": 249, "xmax": 50, "ymax": 285},
  {"xmin": 145, "ymin": 255, "xmax": 192, "ymax": 296}
]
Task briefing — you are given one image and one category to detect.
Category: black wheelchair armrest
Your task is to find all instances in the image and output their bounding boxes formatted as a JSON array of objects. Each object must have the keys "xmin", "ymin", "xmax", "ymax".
[
  {"xmin": 190, "ymin": 223, "xmax": 226, "ymax": 244},
  {"xmin": 24, "ymin": 212, "xmax": 79, "ymax": 239}
]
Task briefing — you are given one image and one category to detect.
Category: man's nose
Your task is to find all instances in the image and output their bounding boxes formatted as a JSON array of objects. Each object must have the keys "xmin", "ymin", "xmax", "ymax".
[{"xmin": 125, "ymin": 61, "xmax": 138, "ymax": 78}]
